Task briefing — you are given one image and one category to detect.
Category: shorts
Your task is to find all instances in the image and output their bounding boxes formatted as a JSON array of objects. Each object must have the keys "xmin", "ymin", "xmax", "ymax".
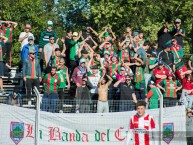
[
  {"xmin": 175, "ymin": 65, "xmax": 187, "ymax": 79},
  {"xmin": 0, "ymin": 62, "xmax": 4, "ymax": 77}
]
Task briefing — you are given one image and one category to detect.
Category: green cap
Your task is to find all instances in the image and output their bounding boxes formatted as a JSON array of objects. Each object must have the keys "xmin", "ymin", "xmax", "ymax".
[{"xmin": 103, "ymin": 32, "xmax": 110, "ymax": 37}]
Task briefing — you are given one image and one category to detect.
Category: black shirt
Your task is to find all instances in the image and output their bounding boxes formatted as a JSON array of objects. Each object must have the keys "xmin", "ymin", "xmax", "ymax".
[
  {"xmin": 158, "ymin": 26, "xmax": 172, "ymax": 50},
  {"xmin": 158, "ymin": 50, "xmax": 174, "ymax": 67},
  {"xmin": 118, "ymin": 83, "xmax": 135, "ymax": 100},
  {"xmin": 65, "ymin": 37, "xmax": 72, "ymax": 51},
  {"xmin": 81, "ymin": 86, "xmax": 89, "ymax": 100}
]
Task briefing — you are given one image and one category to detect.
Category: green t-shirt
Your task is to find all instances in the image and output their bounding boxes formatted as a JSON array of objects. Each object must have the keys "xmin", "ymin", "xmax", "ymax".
[
  {"xmin": 147, "ymin": 87, "xmax": 159, "ymax": 109},
  {"xmin": 56, "ymin": 66, "xmax": 67, "ymax": 89},
  {"xmin": 69, "ymin": 40, "xmax": 80, "ymax": 61}
]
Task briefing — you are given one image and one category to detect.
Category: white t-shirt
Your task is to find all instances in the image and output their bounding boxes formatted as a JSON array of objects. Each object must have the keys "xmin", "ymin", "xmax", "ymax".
[
  {"xmin": 88, "ymin": 71, "xmax": 101, "ymax": 94},
  {"xmin": 44, "ymin": 43, "xmax": 59, "ymax": 63},
  {"xmin": 19, "ymin": 32, "xmax": 34, "ymax": 50}
]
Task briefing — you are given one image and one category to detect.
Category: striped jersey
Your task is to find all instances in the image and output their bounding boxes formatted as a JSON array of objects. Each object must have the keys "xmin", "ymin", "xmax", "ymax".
[
  {"xmin": 2, "ymin": 26, "xmax": 15, "ymax": 43},
  {"xmin": 44, "ymin": 73, "xmax": 60, "ymax": 93},
  {"xmin": 129, "ymin": 113, "xmax": 156, "ymax": 145}
]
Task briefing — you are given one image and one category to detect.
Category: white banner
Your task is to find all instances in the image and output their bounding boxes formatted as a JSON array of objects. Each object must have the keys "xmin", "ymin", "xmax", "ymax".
[{"xmin": 0, "ymin": 104, "xmax": 186, "ymax": 145}]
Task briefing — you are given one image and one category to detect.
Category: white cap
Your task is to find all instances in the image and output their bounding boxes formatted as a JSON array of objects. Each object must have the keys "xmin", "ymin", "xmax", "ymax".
[
  {"xmin": 47, "ymin": 20, "xmax": 53, "ymax": 26},
  {"xmin": 175, "ymin": 18, "xmax": 181, "ymax": 23}
]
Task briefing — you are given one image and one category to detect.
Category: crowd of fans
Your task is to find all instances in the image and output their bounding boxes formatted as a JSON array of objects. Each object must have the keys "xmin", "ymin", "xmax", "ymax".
[{"xmin": 0, "ymin": 18, "xmax": 193, "ymax": 115}]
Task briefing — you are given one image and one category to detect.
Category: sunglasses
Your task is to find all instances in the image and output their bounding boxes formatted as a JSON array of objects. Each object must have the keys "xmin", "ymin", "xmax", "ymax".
[
  {"xmin": 126, "ymin": 78, "xmax": 131, "ymax": 81},
  {"xmin": 50, "ymin": 39, "xmax": 54, "ymax": 40},
  {"xmin": 30, "ymin": 53, "xmax": 35, "ymax": 55}
]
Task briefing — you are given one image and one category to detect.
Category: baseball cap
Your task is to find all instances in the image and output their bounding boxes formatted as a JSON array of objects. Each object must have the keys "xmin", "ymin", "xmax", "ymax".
[
  {"xmin": 133, "ymin": 32, "xmax": 139, "ymax": 37},
  {"xmin": 81, "ymin": 49, "xmax": 89, "ymax": 54},
  {"xmin": 104, "ymin": 51, "xmax": 110, "ymax": 55},
  {"xmin": 168, "ymin": 73, "xmax": 173, "ymax": 77},
  {"xmin": 120, "ymin": 67, "xmax": 126, "ymax": 71},
  {"xmin": 158, "ymin": 60, "xmax": 163, "ymax": 65},
  {"xmin": 103, "ymin": 32, "xmax": 109, "ymax": 37},
  {"xmin": 28, "ymin": 36, "xmax": 34, "ymax": 41},
  {"xmin": 150, "ymin": 52, "xmax": 157, "ymax": 58},
  {"xmin": 175, "ymin": 18, "xmax": 181, "ymax": 23},
  {"xmin": 164, "ymin": 41, "xmax": 172, "ymax": 49},
  {"xmin": 79, "ymin": 58, "xmax": 86, "ymax": 64},
  {"xmin": 73, "ymin": 32, "xmax": 78, "ymax": 37},
  {"xmin": 47, "ymin": 21, "xmax": 53, "ymax": 26},
  {"xmin": 25, "ymin": 24, "xmax": 31, "ymax": 29},
  {"xmin": 148, "ymin": 80, "xmax": 155, "ymax": 86}
]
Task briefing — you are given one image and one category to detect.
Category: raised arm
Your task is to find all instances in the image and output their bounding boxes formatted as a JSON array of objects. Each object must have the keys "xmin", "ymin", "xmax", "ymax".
[
  {"xmin": 89, "ymin": 27, "xmax": 98, "ymax": 36},
  {"xmin": 85, "ymin": 42, "xmax": 94, "ymax": 54},
  {"xmin": 98, "ymin": 74, "xmax": 105, "ymax": 88},
  {"xmin": 78, "ymin": 43, "xmax": 84, "ymax": 58},
  {"xmin": 90, "ymin": 36, "xmax": 98, "ymax": 50},
  {"xmin": 60, "ymin": 37, "xmax": 66, "ymax": 55},
  {"xmin": 109, "ymin": 28, "xmax": 116, "ymax": 40},
  {"xmin": 106, "ymin": 74, "xmax": 113, "ymax": 86},
  {"xmin": 98, "ymin": 30, "xmax": 106, "ymax": 39},
  {"xmin": 86, "ymin": 53, "xmax": 93, "ymax": 71},
  {"xmin": 99, "ymin": 41, "xmax": 106, "ymax": 50},
  {"xmin": 8, "ymin": 20, "xmax": 18, "ymax": 28},
  {"xmin": 113, "ymin": 78, "xmax": 122, "ymax": 88}
]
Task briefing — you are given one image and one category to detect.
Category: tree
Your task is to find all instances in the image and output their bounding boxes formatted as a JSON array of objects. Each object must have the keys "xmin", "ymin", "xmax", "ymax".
[{"xmin": 0, "ymin": 0, "xmax": 63, "ymax": 65}]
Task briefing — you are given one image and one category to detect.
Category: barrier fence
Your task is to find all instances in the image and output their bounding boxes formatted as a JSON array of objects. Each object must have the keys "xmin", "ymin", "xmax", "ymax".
[
  {"xmin": 0, "ymin": 87, "xmax": 193, "ymax": 145},
  {"xmin": 0, "ymin": 97, "xmax": 183, "ymax": 113}
]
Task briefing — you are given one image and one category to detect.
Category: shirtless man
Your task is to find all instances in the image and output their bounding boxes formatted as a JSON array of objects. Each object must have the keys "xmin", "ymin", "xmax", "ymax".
[{"xmin": 97, "ymin": 72, "xmax": 113, "ymax": 113}]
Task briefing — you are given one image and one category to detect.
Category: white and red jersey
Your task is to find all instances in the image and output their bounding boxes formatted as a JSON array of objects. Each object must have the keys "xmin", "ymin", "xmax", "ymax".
[{"xmin": 129, "ymin": 113, "xmax": 156, "ymax": 145}]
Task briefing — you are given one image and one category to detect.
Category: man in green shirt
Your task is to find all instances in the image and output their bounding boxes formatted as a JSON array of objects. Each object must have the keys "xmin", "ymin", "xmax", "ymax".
[
  {"xmin": 0, "ymin": 20, "xmax": 18, "ymax": 67},
  {"xmin": 56, "ymin": 57, "xmax": 70, "ymax": 112},
  {"xmin": 69, "ymin": 31, "xmax": 82, "ymax": 76},
  {"xmin": 146, "ymin": 81, "xmax": 160, "ymax": 109},
  {"xmin": 42, "ymin": 66, "xmax": 60, "ymax": 113}
]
